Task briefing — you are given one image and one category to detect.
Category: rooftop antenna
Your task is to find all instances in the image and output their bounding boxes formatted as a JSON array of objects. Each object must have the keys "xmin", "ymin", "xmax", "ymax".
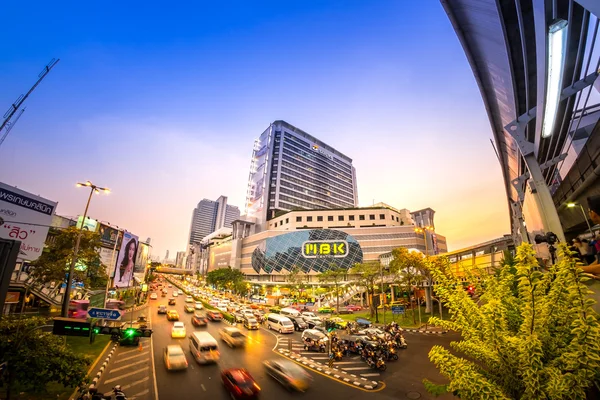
[{"xmin": 0, "ymin": 58, "xmax": 60, "ymax": 149}]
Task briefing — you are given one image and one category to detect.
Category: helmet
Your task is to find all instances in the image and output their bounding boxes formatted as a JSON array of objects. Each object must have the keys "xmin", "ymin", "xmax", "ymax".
[{"xmin": 113, "ymin": 385, "xmax": 122, "ymax": 391}]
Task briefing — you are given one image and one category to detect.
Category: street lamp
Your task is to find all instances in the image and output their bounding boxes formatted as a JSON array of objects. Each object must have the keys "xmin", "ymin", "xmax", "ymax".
[
  {"xmin": 61, "ymin": 181, "xmax": 110, "ymax": 317},
  {"xmin": 567, "ymin": 202, "xmax": 594, "ymax": 237}
]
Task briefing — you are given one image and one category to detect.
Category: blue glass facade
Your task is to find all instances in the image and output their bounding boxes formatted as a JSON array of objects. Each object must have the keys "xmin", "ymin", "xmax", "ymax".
[{"xmin": 251, "ymin": 229, "xmax": 363, "ymax": 274}]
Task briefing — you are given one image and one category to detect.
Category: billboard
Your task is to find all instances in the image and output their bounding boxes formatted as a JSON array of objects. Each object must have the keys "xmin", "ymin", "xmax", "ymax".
[
  {"xmin": 76, "ymin": 216, "xmax": 98, "ymax": 232},
  {"xmin": 98, "ymin": 224, "xmax": 121, "ymax": 249},
  {"xmin": 244, "ymin": 126, "xmax": 271, "ymax": 222},
  {"xmin": 99, "ymin": 247, "xmax": 118, "ymax": 276},
  {"xmin": 0, "ymin": 182, "xmax": 57, "ymax": 261},
  {"xmin": 113, "ymin": 231, "xmax": 138, "ymax": 288},
  {"xmin": 134, "ymin": 242, "xmax": 149, "ymax": 281}
]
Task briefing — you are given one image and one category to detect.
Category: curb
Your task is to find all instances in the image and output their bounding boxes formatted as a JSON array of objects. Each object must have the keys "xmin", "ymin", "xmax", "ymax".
[
  {"xmin": 87, "ymin": 342, "xmax": 118, "ymax": 390},
  {"xmin": 277, "ymin": 348, "xmax": 380, "ymax": 391},
  {"xmin": 403, "ymin": 328, "xmax": 447, "ymax": 335}
]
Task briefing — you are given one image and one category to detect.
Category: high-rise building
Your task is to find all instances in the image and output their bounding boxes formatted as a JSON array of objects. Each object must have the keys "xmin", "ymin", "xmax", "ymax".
[
  {"xmin": 245, "ymin": 120, "xmax": 358, "ymax": 229},
  {"xmin": 188, "ymin": 196, "xmax": 240, "ymax": 245},
  {"xmin": 175, "ymin": 251, "xmax": 186, "ymax": 268}
]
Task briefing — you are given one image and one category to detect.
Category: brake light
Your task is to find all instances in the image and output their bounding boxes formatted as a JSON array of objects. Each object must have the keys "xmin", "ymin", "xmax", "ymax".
[{"xmin": 234, "ymin": 386, "xmax": 242, "ymax": 395}]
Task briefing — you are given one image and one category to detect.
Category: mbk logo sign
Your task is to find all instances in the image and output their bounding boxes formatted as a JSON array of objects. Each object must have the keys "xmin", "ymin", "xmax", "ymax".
[{"xmin": 302, "ymin": 240, "xmax": 349, "ymax": 258}]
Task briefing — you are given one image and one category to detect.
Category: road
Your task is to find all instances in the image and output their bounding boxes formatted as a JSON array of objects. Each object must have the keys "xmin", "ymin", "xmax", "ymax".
[{"xmin": 96, "ymin": 287, "xmax": 456, "ymax": 399}]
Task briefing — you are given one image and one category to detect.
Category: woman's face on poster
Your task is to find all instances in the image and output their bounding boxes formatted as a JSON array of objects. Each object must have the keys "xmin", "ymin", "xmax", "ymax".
[{"xmin": 128, "ymin": 243, "xmax": 136, "ymax": 261}]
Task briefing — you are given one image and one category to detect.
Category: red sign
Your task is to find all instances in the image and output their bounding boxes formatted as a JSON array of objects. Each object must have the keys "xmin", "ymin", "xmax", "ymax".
[{"xmin": 6, "ymin": 292, "xmax": 20, "ymax": 303}]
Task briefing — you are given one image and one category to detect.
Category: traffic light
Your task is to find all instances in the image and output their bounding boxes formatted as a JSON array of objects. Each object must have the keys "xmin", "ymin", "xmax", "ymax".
[
  {"xmin": 122, "ymin": 328, "xmax": 153, "ymax": 338},
  {"xmin": 53, "ymin": 317, "xmax": 91, "ymax": 337}
]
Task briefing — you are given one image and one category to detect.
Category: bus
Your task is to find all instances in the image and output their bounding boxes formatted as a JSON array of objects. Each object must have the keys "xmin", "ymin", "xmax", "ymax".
[{"xmin": 68, "ymin": 299, "xmax": 90, "ymax": 319}]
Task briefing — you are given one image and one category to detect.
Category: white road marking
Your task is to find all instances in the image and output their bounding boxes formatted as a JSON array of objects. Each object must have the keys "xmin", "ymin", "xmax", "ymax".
[
  {"xmin": 149, "ymin": 308, "xmax": 159, "ymax": 400},
  {"xmin": 122, "ymin": 376, "xmax": 150, "ymax": 390},
  {"xmin": 341, "ymin": 367, "xmax": 372, "ymax": 371},
  {"xmin": 310, "ymin": 357, "xmax": 329, "ymax": 360},
  {"xmin": 120, "ymin": 348, "xmax": 145, "ymax": 356},
  {"xmin": 129, "ymin": 388, "xmax": 150, "ymax": 399},
  {"xmin": 201, "ymin": 384, "xmax": 206, "ymax": 391},
  {"xmin": 332, "ymin": 361, "xmax": 366, "ymax": 365},
  {"xmin": 109, "ymin": 359, "xmax": 149, "ymax": 373},
  {"xmin": 360, "ymin": 373, "xmax": 380, "ymax": 377},
  {"xmin": 115, "ymin": 352, "xmax": 150, "ymax": 363},
  {"xmin": 104, "ymin": 366, "xmax": 150, "ymax": 384}
]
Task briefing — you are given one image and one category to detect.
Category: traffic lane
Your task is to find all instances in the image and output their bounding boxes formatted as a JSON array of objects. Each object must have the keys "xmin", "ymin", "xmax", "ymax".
[
  {"xmin": 95, "ymin": 309, "xmax": 156, "ymax": 399},
  {"xmin": 377, "ymin": 331, "xmax": 457, "ymax": 400},
  {"xmin": 152, "ymin": 299, "xmax": 367, "ymax": 400}
]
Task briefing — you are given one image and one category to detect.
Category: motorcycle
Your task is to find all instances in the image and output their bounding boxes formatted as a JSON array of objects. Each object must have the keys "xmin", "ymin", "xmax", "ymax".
[
  {"xmin": 113, "ymin": 386, "xmax": 128, "ymax": 400},
  {"xmin": 381, "ymin": 347, "xmax": 398, "ymax": 361}
]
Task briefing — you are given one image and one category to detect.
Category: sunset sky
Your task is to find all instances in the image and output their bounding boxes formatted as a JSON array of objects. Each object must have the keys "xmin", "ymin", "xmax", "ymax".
[{"xmin": 0, "ymin": 1, "xmax": 510, "ymax": 258}]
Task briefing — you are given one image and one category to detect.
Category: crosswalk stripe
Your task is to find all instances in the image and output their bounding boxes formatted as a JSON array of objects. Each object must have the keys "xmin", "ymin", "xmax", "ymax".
[
  {"xmin": 114, "ymin": 352, "xmax": 150, "ymax": 363},
  {"xmin": 122, "ymin": 376, "xmax": 150, "ymax": 390},
  {"xmin": 360, "ymin": 373, "xmax": 381, "ymax": 377},
  {"xmin": 109, "ymin": 359, "xmax": 149, "ymax": 374},
  {"xmin": 104, "ymin": 367, "xmax": 149, "ymax": 384}
]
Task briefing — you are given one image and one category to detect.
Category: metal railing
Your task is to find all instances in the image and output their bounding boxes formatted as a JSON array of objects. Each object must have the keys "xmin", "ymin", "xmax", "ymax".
[{"xmin": 10, "ymin": 269, "xmax": 64, "ymax": 305}]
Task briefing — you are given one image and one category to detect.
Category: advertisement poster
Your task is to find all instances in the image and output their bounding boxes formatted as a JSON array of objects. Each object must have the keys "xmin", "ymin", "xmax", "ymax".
[
  {"xmin": 76, "ymin": 216, "xmax": 98, "ymax": 232},
  {"xmin": 113, "ymin": 231, "xmax": 138, "ymax": 288},
  {"xmin": 0, "ymin": 182, "xmax": 57, "ymax": 261},
  {"xmin": 98, "ymin": 223, "xmax": 121, "ymax": 249},
  {"xmin": 99, "ymin": 247, "xmax": 118, "ymax": 276},
  {"xmin": 134, "ymin": 242, "xmax": 149, "ymax": 282}
]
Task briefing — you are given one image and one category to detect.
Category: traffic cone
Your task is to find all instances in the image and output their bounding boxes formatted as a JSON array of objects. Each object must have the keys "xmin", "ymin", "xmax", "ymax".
[{"xmin": 138, "ymin": 341, "xmax": 143, "ymax": 351}]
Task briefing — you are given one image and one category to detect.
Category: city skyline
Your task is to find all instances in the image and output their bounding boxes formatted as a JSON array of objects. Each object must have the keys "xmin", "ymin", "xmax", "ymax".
[{"xmin": 0, "ymin": 1, "xmax": 510, "ymax": 257}]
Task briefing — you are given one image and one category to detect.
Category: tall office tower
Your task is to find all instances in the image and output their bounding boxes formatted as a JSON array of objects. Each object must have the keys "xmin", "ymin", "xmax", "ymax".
[
  {"xmin": 188, "ymin": 196, "xmax": 241, "ymax": 245},
  {"xmin": 164, "ymin": 250, "xmax": 169, "ymax": 261},
  {"xmin": 245, "ymin": 120, "xmax": 358, "ymax": 228}
]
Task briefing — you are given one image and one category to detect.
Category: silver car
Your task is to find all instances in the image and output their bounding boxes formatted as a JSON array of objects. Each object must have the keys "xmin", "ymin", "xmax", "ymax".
[
  {"xmin": 164, "ymin": 345, "xmax": 188, "ymax": 371},
  {"xmin": 264, "ymin": 359, "xmax": 312, "ymax": 392}
]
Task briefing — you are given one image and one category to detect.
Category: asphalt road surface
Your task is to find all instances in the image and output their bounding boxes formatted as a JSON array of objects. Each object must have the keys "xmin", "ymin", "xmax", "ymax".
[{"xmin": 97, "ymin": 290, "xmax": 457, "ymax": 399}]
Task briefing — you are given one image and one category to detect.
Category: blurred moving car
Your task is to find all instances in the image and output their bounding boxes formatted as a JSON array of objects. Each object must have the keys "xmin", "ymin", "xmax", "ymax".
[
  {"xmin": 195, "ymin": 302, "xmax": 204, "ymax": 310},
  {"xmin": 192, "ymin": 312, "xmax": 208, "ymax": 327},
  {"xmin": 185, "ymin": 296, "xmax": 193, "ymax": 303},
  {"xmin": 158, "ymin": 305, "xmax": 167, "ymax": 314},
  {"xmin": 358, "ymin": 327, "xmax": 387, "ymax": 339},
  {"xmin": 287, "ymin": 316, "xmax": 308, "ymax": 331},
  {"xmin": 264, "ymin": 359, "xmax": 312, "ymax": 392},
  {"xmin": 184, "ymin": 305, "xmax": 195, "ymax": 313},
  {"xmin": 243, "ymin": 317, "xmax": 259, "ymax": 330},
  {"xmin": 221, "ymin": 368, "xmax": 260, "ymax": 399},
  {"xmin": 171, "ymin": 322, "xmax": 186, "ymax": 338},
  {"xmin": 150, "ymin": 293, "xmax": 158, "ymax": 300},
  {"xmin": 173, "ymin": 292, "xmax": 179, "ymax": 297},
  {"xmin": 207, "ymin": 310, "xmax": 223, "ymax": 321},
  {"xmin": 164, "ymin": 344, "xmax": 188, "ymax": 371},
  {"xmin": 233, "ymin": 312, "xmax": 245, "ymax": 323},
  {"xmin": 167, "ymin": 310, "xmax": 179, "ymax": 321},
  {"xmin": 219, "ymin": 327, "xmax": 246, "ymax": 347},
  {"xmin": 168, "ymin": 298, "xmax": 176, "ymax": 305},
  {"xmin": 345, "ymin": 304, "xmax": 362, "ymax": 312}
]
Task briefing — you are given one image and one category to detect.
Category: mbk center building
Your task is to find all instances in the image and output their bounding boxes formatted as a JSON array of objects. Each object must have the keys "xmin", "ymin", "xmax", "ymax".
[{"xmin": 198, "ymin": 121, "xmax": 448, "ymax": 282}]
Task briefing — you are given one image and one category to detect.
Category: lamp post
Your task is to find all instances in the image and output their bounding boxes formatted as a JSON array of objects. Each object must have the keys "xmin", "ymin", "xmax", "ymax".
[
  {"xmin": 567, "ymin": 202, "xmax": 595, "ymax": 237},
  {"xmin": 61, "ymin": 181, "xmax": 110, "ymax": 317},
  {"xmin": 414, "ymin": 225, "xmax": 434, "ymax": 322}
]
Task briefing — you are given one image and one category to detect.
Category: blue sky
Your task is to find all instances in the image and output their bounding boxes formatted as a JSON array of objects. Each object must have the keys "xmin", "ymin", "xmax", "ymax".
[{"xmin": 0, "ymin": 1, "xmax": 509, "ymax": 258}]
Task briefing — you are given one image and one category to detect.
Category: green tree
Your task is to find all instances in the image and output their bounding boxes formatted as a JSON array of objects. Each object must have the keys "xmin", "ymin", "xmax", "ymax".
[
  {"xmin": 317, "ymin": 263, "xmax": 347, "ymax": 314},
  {"xmin": 0, "ymin": 316, "xmax": 90, "ymax": 399},
  {"xmin": 424, "ymin": 243, "xmax": 600, "ymax": 399},
  {"xmin": 206, "ymin": 267, "xmax": 245, "ymax": 292},
  {"xmin": 389, "ymin": 247, "xmax": 427, "ymax": 324},
  {"xmin": 30, "ymin": 227, "xmax": 107, "ymax": 289},
  {"xmin": 350, "ymin": 262, "xmax": 381, "ymax": 322}
]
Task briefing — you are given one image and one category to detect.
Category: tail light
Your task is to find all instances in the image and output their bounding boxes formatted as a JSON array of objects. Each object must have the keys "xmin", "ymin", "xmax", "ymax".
[{"xmin": 253, "ymin": 383, "xmax": 261, "ymax": 391}]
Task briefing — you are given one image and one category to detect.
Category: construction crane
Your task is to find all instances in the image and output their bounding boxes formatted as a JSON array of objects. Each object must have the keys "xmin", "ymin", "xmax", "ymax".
[{"xmin": 0, "ymin": 58, "xmax": 60, "ymax": 149}]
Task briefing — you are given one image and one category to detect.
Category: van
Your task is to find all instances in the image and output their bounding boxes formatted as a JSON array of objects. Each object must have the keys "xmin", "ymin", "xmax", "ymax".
[
  {"xmin": 266, "ymin": 313, "xmax": 294, "ymax": 334},
  {"xmin": 189, "ymin": 332, "xmax": 220, "ymax": 364},
  {"xmin": 280, "ymin": 307, "xmax": 301, "ymax": 318}
]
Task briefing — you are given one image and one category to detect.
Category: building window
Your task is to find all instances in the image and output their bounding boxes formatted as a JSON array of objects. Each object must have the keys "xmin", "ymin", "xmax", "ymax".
[
  {"xmin": 349, "ymin": 215, "xmax": 355, "ymax": 221},
  {"xmin": 396, "ymin": 216, "xmax": 399, "ymax": 222},
  {"xmin": 328, "ymin": 216, "xmax": 334, "ymax": 221},
  {"xmin": 369, "ymin": 215, "xmax": 375, "ymax": 220},
  {"xmin": 275, "ymin": 222, "xmax": 278, "ymax": 227},
  {"xmin": 286, "ymin": 218, "xmax": 289, "ymax": 224},
  {"xmin": 317, "ymin": 216, "xmax": 323, "ymax": 221},
  {"xmin": 379, "ymin": 214, "xmax": 385, "ymax": 220},
  {"xmin": 296, "ymin": 216, "xmax": 302, "ymax": 222},
  {"xmin": 359, "ymin": 215, "xmax": 365, "ymax": 221},
  {"xmin": 338, "ymin": 215, "xmax": 344, "ymax": 221},
  {"xmin": 307, "ymin": 216, "xmax": 313, "ymax": 222}
]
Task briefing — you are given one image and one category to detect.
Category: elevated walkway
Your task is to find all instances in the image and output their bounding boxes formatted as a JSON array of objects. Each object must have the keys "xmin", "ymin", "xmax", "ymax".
[{"xmin": 9, "ymin": 270, "xmax": 64, "ymax": 306}]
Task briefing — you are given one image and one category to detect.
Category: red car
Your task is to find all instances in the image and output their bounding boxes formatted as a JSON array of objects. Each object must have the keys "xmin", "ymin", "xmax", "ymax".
[
  {"xmin": 345, "ymin": 304, "xmax": 362, "ymax": 312},
  {"xmin": 207, "ymin": 310, "xmax": 223, "ymax": 321},
  {"xmin": 221, "ymin": 368, "xmax": 260, "ymax": 399}
]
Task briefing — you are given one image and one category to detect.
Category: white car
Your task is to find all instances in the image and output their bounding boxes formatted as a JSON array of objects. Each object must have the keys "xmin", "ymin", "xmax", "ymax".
[
  {"xmin": 172, "ymin": 292, "xmax": 179, "ymax": 297},
  {"xmin": 301, "ymin": 312, "xmax": 320, "ymax": 323},
  {"xmin": 185, "ymin": 296, "xmax": 193, "ymax": 303},
  {"xmin": 150, "ymin": 293, "xmax": 158, "ymax": 300},
  {"xmin": 195, "ymin": 302, "xmax": 204, "ymax": 310},
  {"xmin": 171, "ymin": 322, "xmax": 186, "ymax": 338},
  {"xmin": 219, "ymin": 327, "xmax": 245, "ymax": 347},
  {"xmin": 216, "ymin": 304, "xmax": 229, "ymax": 313}
]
